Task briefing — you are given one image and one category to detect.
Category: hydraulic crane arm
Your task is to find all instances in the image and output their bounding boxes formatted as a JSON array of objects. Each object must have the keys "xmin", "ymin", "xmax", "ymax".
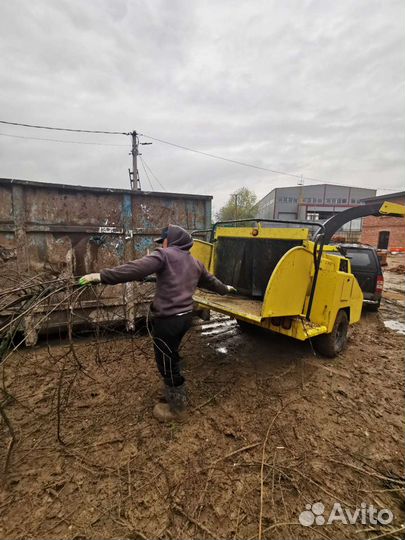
[{"xmin": 317, "ymin": 201, "xmax": 405, "ymax": 245}]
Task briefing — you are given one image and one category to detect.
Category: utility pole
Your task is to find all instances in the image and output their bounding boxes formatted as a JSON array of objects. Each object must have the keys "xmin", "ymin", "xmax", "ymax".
[
  {"xmin": 128, "ymin": 131, "xmax": 153, "ymax": 190},
  {"xmin": 129, "ymin": 131, "xmax": 141, "ymax": 190}
]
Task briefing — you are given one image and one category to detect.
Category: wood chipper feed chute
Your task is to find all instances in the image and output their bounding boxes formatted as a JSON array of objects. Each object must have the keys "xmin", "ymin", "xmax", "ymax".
[
  {"xmin": 191, "ymin": 225, "xmax": 320, "ymax": 327},
  {"xmin": 192, "ymin": 289, "xmax": 263, "ymax": 322},
  {"xmin": 212, "ymin": 225, "xmax": 310, "ymax": 298}
]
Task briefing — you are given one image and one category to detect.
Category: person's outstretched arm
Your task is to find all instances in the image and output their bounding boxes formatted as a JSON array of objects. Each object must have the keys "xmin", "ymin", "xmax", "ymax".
[
  {"xmin": 198, "ymin": 265, "xmax": 236, "ymax": 295},
  {"xmin": 80, "ymin": 251, "xmax": 165, "ymax": 286}
]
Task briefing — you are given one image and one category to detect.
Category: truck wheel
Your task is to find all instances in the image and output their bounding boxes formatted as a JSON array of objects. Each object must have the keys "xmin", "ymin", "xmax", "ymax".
[
  {"xmin": 313, "ymin": 310, "xmax": 349, "ymax": 357},
  {"xmin": 366, "ymin": 300, "xmax": 380, "ymax": 312}
]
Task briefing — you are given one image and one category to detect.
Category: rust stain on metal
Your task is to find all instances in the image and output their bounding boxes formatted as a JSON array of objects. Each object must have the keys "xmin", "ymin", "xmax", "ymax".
[{"xmin": 0, "ymin": 178, "xmax": 212, "ymax": 342}]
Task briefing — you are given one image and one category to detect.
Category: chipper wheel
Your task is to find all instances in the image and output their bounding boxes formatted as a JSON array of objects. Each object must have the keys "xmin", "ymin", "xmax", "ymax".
[{"xmin": 313, "ymin": 309, "xmax": 349, "ymax": 358}]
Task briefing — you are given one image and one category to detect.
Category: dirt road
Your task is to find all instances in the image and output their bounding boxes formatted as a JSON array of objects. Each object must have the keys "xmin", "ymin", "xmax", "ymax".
[
  {"xmin": 0, "ymin": 261, "xmax": 404, "ymax": 539},
  {"xmin": 381, "ymin": 254, "xmax": 405, "ymax": 336}
]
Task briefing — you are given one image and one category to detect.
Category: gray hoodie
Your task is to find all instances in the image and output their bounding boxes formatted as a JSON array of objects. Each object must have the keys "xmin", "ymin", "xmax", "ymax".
[{"xmin": 100, "ymin": 225, "xmax": 228, "ymax": 317}]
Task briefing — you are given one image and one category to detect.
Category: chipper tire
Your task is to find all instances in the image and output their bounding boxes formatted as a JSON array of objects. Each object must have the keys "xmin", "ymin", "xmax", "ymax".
[{"xmin": 313, "ymin": 310, "xmax": 349, "ymax": 358}]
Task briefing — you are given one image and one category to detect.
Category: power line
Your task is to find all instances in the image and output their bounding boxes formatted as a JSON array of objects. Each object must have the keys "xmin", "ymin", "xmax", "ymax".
[
  {"xmin": 0, "ymin": 132, "xmax": 128, "ymax": 147},
  {"xmin": 140, "ymin": 132, "xmax": 302, "ymax": 179},
  {"xmin": 297, "ymin": 176, "xmax": 399, "ymax": 192},
  {"xmin": 141, "ymin": 157, "xmax": 167, "ymax": 191},
  {"xmin": 1, "ymin": 119, "xmax": 401, "ymax": 193},
  {"xmin": 0, "ymin": 120, "xmax": 129, "ymax": 136},
  {"xmin": 140, "ymin": 133, "xmax": 401, "ymax": 192},
  {"xmin": 139, "ymin": 156, "xmax": 154, "ymax": 191}
]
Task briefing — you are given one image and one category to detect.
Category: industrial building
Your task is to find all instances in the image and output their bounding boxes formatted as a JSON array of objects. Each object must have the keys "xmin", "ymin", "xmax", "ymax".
[{"xmin": 254, "ymin": 184, "xmax": 376, "ymax": 240}]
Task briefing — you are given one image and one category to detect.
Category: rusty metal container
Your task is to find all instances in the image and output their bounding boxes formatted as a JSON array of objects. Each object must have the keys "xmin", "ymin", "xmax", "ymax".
[{"xmin": 0, "ymin": 178, "xmax": 212, "ymax": 344}]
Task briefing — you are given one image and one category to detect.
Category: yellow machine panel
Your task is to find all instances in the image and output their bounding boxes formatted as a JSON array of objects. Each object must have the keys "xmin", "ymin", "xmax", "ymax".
[
  {"xmin": 305, "ymin": 253, "xmax": 363, "ymax": 332},
  {"xmin": 190, "ymin": 239, "xmax": 213, "ymax": 272},
  {"xmin": 379, "ymin": 201, "xmax": 405, "ymax": 217},
  {"xmin": 261, "ymin": 246, "xmax": 314, "ymax": 318},
  {"xmin": 215, "ymin": 225, "xmax": 309, "ymax": 241}
]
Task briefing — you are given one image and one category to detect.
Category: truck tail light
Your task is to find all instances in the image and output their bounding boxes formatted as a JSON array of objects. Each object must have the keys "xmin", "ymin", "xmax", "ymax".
[{"xmin": 376, "ymin": 275, "xmax": 384, "ymax": 296}]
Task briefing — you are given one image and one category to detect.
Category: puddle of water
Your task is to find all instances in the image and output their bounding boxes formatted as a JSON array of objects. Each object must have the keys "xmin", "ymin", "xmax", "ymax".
[
  {"xmin": 384, "ymin": 320, "xmax": 405, "ymax": 335},
  {"xmin": 201, "ymin": 319, "xmax": 235, "ymax": 330},
  {"xmin": 202, "ymin": 327, "xmax": 237, "ymax": 336},
  {"xmin": 201, "ymin": 320, "xmax": 237, "ymax": 336}
]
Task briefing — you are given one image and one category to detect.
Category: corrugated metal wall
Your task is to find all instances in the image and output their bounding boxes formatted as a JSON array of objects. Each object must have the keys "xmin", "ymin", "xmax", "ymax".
[{"xmin": 0, "ymin": 178, "xmax": 212, "ymax": 343}]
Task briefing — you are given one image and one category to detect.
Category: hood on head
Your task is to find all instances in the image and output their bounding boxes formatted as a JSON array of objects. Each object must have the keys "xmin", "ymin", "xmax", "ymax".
[{"xmin": 166, "ymin": 225, "xmax": 193, "ymax": 250}]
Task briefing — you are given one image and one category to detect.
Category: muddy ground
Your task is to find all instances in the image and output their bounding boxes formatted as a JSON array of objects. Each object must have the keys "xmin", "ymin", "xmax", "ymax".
[{"xmin": 0, "ymin": 256, "xmax": 404, "ymax": 540}]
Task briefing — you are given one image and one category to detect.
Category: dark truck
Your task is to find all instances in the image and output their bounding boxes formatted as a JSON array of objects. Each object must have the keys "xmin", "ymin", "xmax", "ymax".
[{"xmin": 333, "ymin": 243, "xmax": 384, "ymax": 311}]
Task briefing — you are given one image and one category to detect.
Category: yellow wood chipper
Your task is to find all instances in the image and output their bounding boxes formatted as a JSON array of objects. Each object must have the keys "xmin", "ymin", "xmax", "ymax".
[{"xmin": 191, "ymin": 201, "xmax": 405, "ymax": 357}]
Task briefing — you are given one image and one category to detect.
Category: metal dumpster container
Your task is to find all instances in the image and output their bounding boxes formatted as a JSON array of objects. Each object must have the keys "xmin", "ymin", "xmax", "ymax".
[{"xmin": 0, "ymin": 178, "xmax": 212, "ymax": 344}]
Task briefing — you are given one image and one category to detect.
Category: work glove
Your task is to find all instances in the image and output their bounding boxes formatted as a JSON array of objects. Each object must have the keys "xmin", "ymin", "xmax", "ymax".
[
  {"xmin": 79, "ymin": 273, "xmax": 101, "ymax": 286},
  {"xmin": 143, "ymin": 275, "xmax": 157, "ymax": 283},
  {"xmin": 226, "ymin": 285, "xmax": 237, "ymax": 294}
]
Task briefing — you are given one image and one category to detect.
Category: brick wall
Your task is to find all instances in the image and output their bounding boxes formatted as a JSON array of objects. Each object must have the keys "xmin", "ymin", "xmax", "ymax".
[{"xmin": 360, "ymin": 196, "xmax": 405, "ymax": 249}]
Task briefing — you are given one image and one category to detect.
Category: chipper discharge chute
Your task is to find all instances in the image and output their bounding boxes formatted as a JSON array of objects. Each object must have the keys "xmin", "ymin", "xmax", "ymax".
[{"xmin": 191, "ymin": 201, "xmax": 405, "ymax": 357}]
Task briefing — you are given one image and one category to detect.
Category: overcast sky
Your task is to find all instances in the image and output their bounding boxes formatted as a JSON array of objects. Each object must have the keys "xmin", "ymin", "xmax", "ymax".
[{"xmin": 0, "ymin": 0, "xmax": 404, "ymax": 212}]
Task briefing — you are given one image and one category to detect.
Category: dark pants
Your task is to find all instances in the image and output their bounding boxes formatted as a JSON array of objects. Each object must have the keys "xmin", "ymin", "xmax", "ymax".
[{"xmin": 151, "ymin": 312, "xmax": 193, "ymax": 387}]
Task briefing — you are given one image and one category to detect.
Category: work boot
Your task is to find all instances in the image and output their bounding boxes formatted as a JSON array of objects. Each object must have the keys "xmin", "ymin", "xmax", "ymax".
[
  {"xmin": 157, "ymin": 383, "xmax": 167, "ymax": 403},
  {"xmin": 153, "ymin": 383, "xmax": 188, "ymax": 423}
]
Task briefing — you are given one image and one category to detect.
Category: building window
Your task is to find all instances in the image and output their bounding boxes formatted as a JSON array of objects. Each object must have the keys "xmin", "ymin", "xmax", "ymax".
[
  {"xmin": 278, "ymin": 197, "xmax": 282, "ymax": 202},
  {"xmin": 283, "ymin": 197, "xmax": 288, "ymax": 202},
  {"xmin": 332, "ymin": 198, "xmax": 336, "ymax": 203},
  {"xmin": 307, "ymin": 212, "xmax": 320, "ymax": 221},
  {"xmin": 351, "ymin": 198, "xmax": 355, "ymax": 203},
  {"xmin": 293, "ymin": 197, "xmax": 297, "ymax": 203},
  {"xmin": 337, "ymin": 198, "xmax": 341, "ymax": 204},
  {"xmin": 288, "ymin": 197, "xmax": 293, "ymax": 203},
  {"xmin": 342, "ymin": 198, "xmax": 347, "ymax": 203},
  {"xmin": 342, "ymin": 218, "xmax": 362, "ymax": 231},
  {"xmin": 318, "ymin": 198, "xmax": 322, "ymax": 203}
]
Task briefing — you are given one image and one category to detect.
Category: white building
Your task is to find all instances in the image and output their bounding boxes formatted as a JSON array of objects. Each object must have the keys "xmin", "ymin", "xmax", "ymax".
[{"xmin": 254, "ymin": 184, "xmax": 376, "ymax": 240}]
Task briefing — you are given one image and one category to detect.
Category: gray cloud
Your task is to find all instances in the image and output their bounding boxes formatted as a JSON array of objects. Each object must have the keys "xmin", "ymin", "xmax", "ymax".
[{"xmin": 0, "ymin": 0, "xmax": 403, "ymax": 212}]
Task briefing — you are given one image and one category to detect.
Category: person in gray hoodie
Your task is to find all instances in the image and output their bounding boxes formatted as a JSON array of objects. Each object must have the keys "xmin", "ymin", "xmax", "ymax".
[{"xmin": 80, "ymin": 224, "xmax": 235, "ymax": 422}]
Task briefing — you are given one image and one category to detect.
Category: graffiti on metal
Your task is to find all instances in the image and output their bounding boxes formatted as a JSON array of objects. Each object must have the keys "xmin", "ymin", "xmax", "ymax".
[
  {"xmin": 0, "ymin": 178, "xmax": 212, "ymax": 344},
  {"xmin": 98, "ymin": 226, "xmax": 124, "ymax": 234}
]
